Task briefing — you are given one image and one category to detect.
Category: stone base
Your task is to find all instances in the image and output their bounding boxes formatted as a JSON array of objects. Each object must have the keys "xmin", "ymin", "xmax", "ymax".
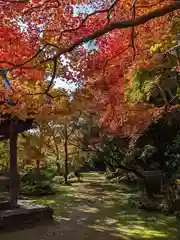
[
  {"xmin": 0, "ymin": 200, "xmax": 53, "ymax": 231},
  {"xmin": 0, "ymin": 201, "xmax": 12, "ymax": 211}
]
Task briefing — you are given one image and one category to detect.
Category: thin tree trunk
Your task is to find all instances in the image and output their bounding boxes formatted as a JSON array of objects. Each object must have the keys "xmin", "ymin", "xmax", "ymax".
[
  {"xmin": 64, "ymin": 124, "xmax": 69, "ymax": 185},
  {"xmin": 52, "ymin": 131, "xmax": 61, "ymax": 175},
  {"xmin": 36, "ymin": 159, "xmax": 40, "ymax": 169},
  {"xmin": 35, "ymin": 159, "xmax": 40, "ymax": 178},
  {"xmin": 56, "ymin": 157, "xmax": 62, "ymax": 176}
]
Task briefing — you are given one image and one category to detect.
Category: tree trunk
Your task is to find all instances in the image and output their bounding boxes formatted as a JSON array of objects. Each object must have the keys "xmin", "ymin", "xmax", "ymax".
[
  {"xmin": 35, "ymin": 159, "xmax": 40, "ymax": 179},
  {"xmin": 9, "ymin": 120, "xmax": 19, "ymax": 208},
  {"xmin": 56, "ymin": 161, "xmax": 61, "ymax": 175},
  {"xmin": 64, "ymin": 125, "xmax": 69, "ymax": 185},
  {"xmin": 36, "ymin": 159, "xmax": 40, "ymax": 169}
]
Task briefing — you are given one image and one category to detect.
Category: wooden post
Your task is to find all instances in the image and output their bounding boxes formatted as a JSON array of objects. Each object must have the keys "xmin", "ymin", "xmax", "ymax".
[{"xmin": 9, "ymin": 120, "xmax": 19, "ymax": 208}]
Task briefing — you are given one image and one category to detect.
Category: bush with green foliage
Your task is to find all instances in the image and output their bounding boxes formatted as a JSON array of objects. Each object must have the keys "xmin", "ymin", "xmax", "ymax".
[
  {"xmin": 130, "ymin": 144, "xmax": 159, "ymax": 171},
  {"xmin": 20, "ymin": 167, "xmax": 56, "ymax": 196},
  {"xmin": 91, "ymin": 136, "xmax": 129, "ymax": 172},
  {"xmin": 165, "ymin": 131, "xmax": 180, "ymax": 177},
  {"xmin": 21, "ymin": 181, "xmax": 55, "ymax": 196},
  {"xmin": 131, "ymin": 192, "xmax": 180, "ymax": 216}
]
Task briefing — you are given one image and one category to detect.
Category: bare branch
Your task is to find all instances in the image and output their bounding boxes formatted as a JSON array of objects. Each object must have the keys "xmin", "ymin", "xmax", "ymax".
[
  {"xmin": 66, "ymin": 112, "xmax": 82, "ymax": 139},
  {"xmin": 165, "ymin": 43, "xmax": 180, "ymax": 54}
]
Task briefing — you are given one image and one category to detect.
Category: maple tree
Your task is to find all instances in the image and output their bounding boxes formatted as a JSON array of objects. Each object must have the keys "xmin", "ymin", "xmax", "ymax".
[
  {"xmin": 17, "ymin": 89, "xmax": 89, "ymax": 183},
  {"xmin": 18, "ymin": 132, "xmax": 47, "ymax": 169},
  {"xmin": 1, "ymin": 0, "xmax": 180, "ymax": 134},
  {"xmin": 19, "ymin": 113, "xmax": 87, "ymax": 184},
  {"xmin": 40, "ymin": 115, "xmax": 86, "ymax": 184}
]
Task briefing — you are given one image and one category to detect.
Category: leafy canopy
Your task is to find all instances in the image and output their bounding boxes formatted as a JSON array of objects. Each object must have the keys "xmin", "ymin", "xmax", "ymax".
[{"xmin": 1, "ymin": 0, "xmax": 180, "ymax": 133}]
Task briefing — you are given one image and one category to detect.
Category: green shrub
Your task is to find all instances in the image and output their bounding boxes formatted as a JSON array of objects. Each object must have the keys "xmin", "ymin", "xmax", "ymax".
[
  {"xmin": 20, "ymin": 167, "xmax": 56, "ymax": 196},
  {"xmin": 21, "ymin": 166, "xmax": 56, "ymax": 183},
  {"xmin": 21, "ymin": 180, "xmax": 55, "ymax": 196},
  {"xmin": 130, "ymin": 197, "xmax": 180, "ymax": 215}
]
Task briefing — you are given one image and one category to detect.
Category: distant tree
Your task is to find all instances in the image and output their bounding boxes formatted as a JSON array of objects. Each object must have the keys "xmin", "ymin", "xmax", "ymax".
[
  {"xmin": 37, "ymin": 111, "xmax": 87, "ymax": 184},
  {"xmin": 18, "ymin": 131, "xmax": 47, "ymax": 170}
]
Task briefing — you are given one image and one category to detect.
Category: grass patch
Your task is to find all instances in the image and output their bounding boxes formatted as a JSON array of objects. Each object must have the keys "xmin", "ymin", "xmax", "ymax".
[
  {"xmin": 28, "ymin": 172, "xmax": 177, "ymax": 239},
  {"xmin": 0, "ymin": 172, "xmax": 177, "ymax": 240}
]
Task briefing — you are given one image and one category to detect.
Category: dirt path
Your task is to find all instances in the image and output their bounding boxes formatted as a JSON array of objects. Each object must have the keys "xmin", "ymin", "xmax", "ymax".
[{"xmin": 0, "ymin": 173, "xmax": 177, "ymax": 240}]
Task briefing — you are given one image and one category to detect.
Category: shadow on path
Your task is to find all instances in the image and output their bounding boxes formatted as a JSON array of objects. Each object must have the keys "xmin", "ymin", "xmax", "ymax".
[{"xmin": 0, "ymin": 173, "xmax": 177, "ymax": 240}]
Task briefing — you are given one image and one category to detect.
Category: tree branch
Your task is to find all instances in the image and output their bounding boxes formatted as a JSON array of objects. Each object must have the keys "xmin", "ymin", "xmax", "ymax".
[
  {"xmin": 2, "ymin": 2, "xmax": 180, "ymax": 70},
  {"xmin": 0, "ymin": 0, "xmax": 29, "ymax": 3},
  {"xmin": 42, "ymin": 0, "xmax": 119, "ymax": 39},
  {"xmin": 131, "ymin": 0, "xmax": 136, "ymax": 60},
  {"xmin": 0, "ymin": 44, "xmax": 48, "ymax": 69},
  {"xmin": 44, "ymin": 2, "xmax": 180, "ymax": 62}
]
